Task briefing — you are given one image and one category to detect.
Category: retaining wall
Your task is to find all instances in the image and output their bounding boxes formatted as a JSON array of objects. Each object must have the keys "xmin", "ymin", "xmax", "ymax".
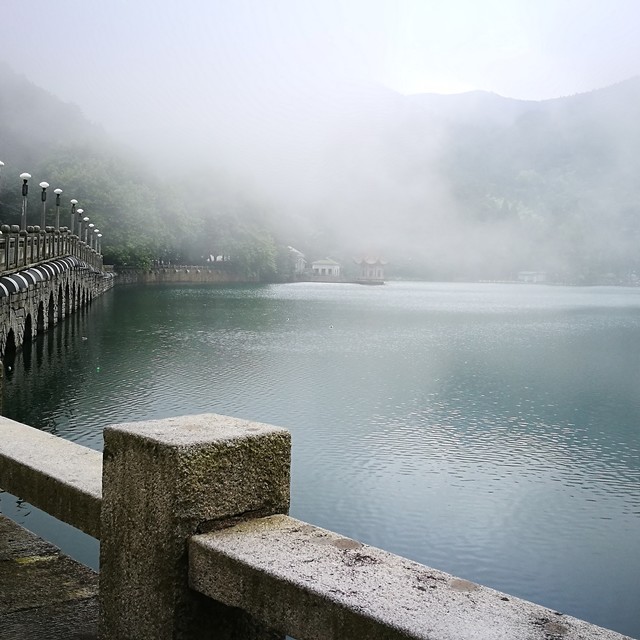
[{"xmin": 115, "ymin": 266, "xmax": 255, "ymax": 285}]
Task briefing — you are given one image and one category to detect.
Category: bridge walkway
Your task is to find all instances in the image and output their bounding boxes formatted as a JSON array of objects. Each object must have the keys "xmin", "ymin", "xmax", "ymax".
[{"xmin": 0, "ymin": 513, "xmax": 98, "ymax": 639}]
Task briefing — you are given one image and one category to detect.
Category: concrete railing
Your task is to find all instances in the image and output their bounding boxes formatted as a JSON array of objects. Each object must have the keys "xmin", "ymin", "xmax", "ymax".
[
  {"xmin": 0, "ymin": 414, "xmax": 631, "ymax": 640},
  {"xmin": 0, "ymin": 225, "xmax": 103, "ymax": 274}
]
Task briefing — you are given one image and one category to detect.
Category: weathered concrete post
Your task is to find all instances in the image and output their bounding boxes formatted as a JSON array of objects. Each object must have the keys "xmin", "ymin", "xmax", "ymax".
[{"xmin": 99, "ymin": 413, "xmax": 290, "ymax": 640}]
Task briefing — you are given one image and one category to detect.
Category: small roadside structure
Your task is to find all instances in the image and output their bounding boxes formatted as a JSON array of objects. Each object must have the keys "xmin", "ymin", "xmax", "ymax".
[
  {"xmin": 311, "ymin": 258, "xmax": 341, "ymax": 280},
  {"xmin": 354, "ymin": 256, "xmax": 386, "ymax": 284}
]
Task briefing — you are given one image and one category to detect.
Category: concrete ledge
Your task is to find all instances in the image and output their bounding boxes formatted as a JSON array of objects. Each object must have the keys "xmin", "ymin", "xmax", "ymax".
[
  {"xmin": 189, "ymin": 515, "xmax": 631, "ymax": 640},
  {"xmin": 0, "ymin": 417, "xmax": 102, "ymax": 538}
]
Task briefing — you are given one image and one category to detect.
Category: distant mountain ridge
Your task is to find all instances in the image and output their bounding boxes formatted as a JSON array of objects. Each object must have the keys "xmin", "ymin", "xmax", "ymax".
[
  {"xmin": 0, "ymin": 62, "xmax": 106, "ymax": 170},
  {"xmin": 328, "ymin": 76, "xmax": 640, "ymax": 280}
]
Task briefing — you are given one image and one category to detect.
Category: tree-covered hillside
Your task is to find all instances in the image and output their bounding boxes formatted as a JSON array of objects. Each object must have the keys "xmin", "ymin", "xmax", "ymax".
[
  {"xmin": 308, "ymin": 78, "xmax": 640, "ymax": 282},
  {"xmin": 435, "ymin": 79, "xmax": 640, "ymax": 281},
  {"xmin": 0, "ymin": 63, "xmax": 279, "ymax": 277}
]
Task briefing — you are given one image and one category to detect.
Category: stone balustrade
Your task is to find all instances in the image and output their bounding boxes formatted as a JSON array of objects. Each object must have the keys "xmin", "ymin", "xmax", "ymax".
[
  {"xmin": 0, "ymin": 414, "xmax": 632, "ymax": 640},
  {"xmin": 0, "ymin": 225, "xmax": 103, "ymax": 275}
]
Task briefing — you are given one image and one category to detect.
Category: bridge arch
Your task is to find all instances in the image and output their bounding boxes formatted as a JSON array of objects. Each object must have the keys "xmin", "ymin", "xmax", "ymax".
[
  {"xmin": 58, "ymin": 284, "xmax": 64, "ymax": 321},
  {"xmin": 37, "ymin": 301, "xmax": 45, "ymax": 333},
  {"xmin": 0, "ymin": 255, "xmax": 114, "ymax": 359},
  {"xmin": 23, "ymin": 314, "xmax": 33, "ymax": 344},
  {"xmin": 48, "ymin": 292, "xmax": 55, "ymax": 328},
  {"xmin": 3, "ymin": 328, "xmax": 16, "ymax": 367}
]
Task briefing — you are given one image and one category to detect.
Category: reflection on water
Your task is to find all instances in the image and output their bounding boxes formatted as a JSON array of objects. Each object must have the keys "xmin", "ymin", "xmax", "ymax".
[{"xmin": 1, "ymin": 282, "xmax": 639, "ymax": 637}]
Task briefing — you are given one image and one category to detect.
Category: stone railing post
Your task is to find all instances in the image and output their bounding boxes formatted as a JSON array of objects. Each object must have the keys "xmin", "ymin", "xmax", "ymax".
[{"xmin": 99, "ymin": 414, "xmax": 291, "ymax": 640}]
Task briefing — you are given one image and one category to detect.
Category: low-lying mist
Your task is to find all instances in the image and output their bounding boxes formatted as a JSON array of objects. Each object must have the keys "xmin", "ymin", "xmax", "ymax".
[
  {"xmin": 143, "ymin": 74, "xmax": 640, "ymax": 282},
  {"xmin": 2, "ymin": 58, "xmax": 640, "ymax": 282}
]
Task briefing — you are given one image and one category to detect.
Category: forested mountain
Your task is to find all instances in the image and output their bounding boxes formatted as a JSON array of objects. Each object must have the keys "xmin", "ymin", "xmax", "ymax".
[
  {"xmin": 302, "ymin": 77, "xmax": 640, "ymax": 282},
  {"xmin": 420, "ymin": 79, "xmax": 640, "ymax": 281},
  {"xmin": 2, "ymin": 60, "xmax": 639, "ymax": 282},
  {"xmin": 0, "ymin": 63, "xmax": 278, "ymax": 276}
]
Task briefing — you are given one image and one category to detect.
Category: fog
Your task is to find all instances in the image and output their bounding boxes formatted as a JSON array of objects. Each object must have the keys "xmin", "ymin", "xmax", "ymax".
[{"xmin": 2, "ymin": 0, "xmax": 640, "ymax": 278}]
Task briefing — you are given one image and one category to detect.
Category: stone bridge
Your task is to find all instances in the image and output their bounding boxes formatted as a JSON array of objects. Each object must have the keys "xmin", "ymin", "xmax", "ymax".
[{"xmin": 0, "ymin": 225, "xmax": 114, "ymax": 361}]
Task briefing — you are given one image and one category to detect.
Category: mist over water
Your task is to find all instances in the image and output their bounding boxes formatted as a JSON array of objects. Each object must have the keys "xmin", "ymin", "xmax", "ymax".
[
  {"xmin": 1, "ymin": 282, "xmax": 639, "ymax": 637},
  {"xmin": 2, "ymin": 3, "xmax": 640, "ymax": 281}
]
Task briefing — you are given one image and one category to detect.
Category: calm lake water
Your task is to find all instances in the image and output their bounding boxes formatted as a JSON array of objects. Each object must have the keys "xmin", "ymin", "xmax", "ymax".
[{"xmin": 1, "ymin": 281, "xmax": 639, "ymax": 637}]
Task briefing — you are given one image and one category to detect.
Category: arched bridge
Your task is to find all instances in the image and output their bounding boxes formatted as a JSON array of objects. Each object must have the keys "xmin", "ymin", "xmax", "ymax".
[{"xmin": 0, "ymin": 226, "xmax": 114, "ymax": 361}]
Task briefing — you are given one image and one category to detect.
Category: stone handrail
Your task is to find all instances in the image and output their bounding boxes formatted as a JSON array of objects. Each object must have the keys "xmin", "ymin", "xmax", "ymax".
[
  {"xmin": 0, "ymin": 226, "xmax": 103, "ymax": 274},
  {"xmin": 0, "ymin": 417, "xmax": 102, "ymax": 538},
  {"xmin": 190, "ymin": 515, "xmax": 626, "ymax": 640},
  {"xmin": 0, "ymin": 414, "xmax": 631, "ymax": 640}
]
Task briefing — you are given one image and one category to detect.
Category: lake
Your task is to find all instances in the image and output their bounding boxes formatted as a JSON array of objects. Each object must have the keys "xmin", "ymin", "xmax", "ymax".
[{"xmin": 1, "ymin": 281, "xmax": 639, "ymax": 637}]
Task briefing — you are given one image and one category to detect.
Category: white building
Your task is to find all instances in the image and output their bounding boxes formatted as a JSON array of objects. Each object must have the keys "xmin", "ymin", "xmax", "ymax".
[{"xmin": 311, "ymin": 258, "xmax": 341, "ymax": 278}]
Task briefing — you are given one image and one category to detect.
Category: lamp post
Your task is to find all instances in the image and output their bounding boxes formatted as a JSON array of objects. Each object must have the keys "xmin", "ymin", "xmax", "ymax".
[
  {"xmin": 87, "ymin": 222, "xmax": 94, "ymax": 245},
  {"xmin": 20, "ymin": 173, "xmax": 31, "ymax": 230},
  {"xmin": 97, "ymin": 233, "xmax": 103, "ymax": 254},
  {"xmin": 54, "ymin": 188, "xmax": 63, "ymax": 228},
  {"xmin": 77, "ymin": 210, "xmax": 85, "ymax": 237},
  {"xmin": 39, "ymin": 181, "xmax": 49, "ymax": 228},
  {"xmin": 70, "ymin": 199, "xmax": 78, "ymax": 234},
  {"xmin": 93, "ymin": 228, "xmax": 99, "ymax": 250}
]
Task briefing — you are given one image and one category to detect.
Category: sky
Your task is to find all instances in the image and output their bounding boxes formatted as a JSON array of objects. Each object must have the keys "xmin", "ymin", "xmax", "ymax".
[{"xmin": 1, "ymin": 0, "xmax": 639, "ymax": 140}]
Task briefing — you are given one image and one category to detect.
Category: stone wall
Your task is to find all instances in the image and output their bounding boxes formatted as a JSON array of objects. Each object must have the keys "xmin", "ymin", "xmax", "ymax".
[{"xmin": 115, "ymin": 266, "xmax": 255, "ymax": 286}]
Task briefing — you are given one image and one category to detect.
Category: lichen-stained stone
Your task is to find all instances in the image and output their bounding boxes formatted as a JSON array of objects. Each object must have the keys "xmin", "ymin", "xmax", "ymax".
[
  {"xmin": 99, "ymin": 413, "xmax": 290, "ymax": 640},
  {"xmin": 189, "ymin": 514, "xmax": 633, "ymax": 640}
]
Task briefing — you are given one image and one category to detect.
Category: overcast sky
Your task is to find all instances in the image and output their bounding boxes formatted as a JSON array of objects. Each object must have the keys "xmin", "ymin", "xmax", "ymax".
[{"xmin": 2, "ymin": 0, "xmax": 639, "ymax": 140}]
